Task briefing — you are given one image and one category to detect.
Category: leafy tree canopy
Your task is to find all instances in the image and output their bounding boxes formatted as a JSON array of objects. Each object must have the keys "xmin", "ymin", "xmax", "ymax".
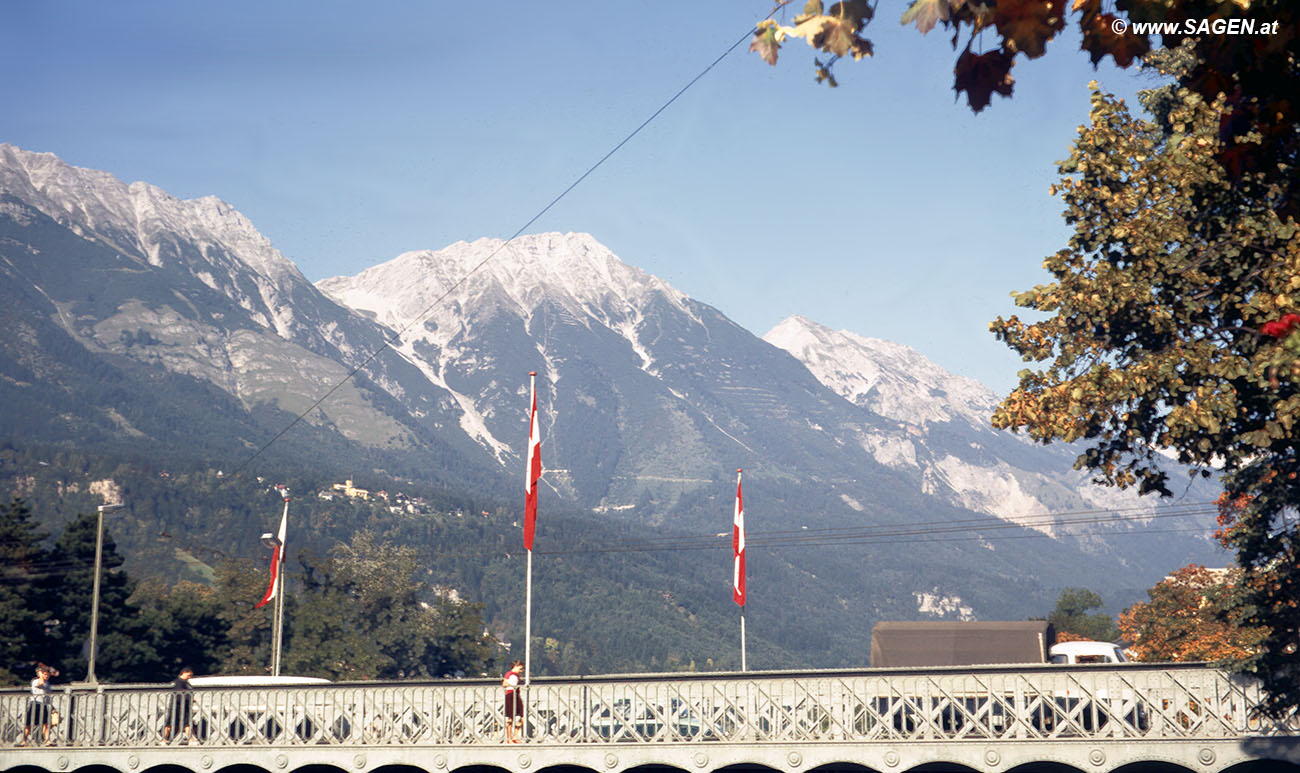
[
  {"xmin": 754, "ymin": 0, "xmax": 1299, "ymax": 219},
  {"xmin": 989, "ymin": 44, "xmax": 1299, "ymax": 713},
  {"xmin": 1118, "ymin": 564, "xmax": 1266, "ymax": 661},
  {"xmin": 1048, "ymin": 587, "xmax": 1121, "ymax": 642},
  {"xmin": 285, "ymin": 531, "xmax": 497, "ymax": 680}
]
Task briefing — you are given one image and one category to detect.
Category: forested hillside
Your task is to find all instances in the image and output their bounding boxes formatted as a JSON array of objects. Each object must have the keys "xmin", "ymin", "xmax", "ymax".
[{"xmin": 0, "ymin": 445, "xmax": 817, "ymax": 684}]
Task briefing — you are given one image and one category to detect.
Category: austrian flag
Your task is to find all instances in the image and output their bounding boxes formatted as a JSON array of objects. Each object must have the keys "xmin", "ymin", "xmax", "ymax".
[
  {"xmin": 255, "ymin": 505, "xmax": 287, "ymax": 609},
  {"xmin": 733, "ymin": 469, "xmax": 746, "ymax": 607},
  {"xmin": 524, "ymin": 372, "xmax": 541, "ymax": 550}
]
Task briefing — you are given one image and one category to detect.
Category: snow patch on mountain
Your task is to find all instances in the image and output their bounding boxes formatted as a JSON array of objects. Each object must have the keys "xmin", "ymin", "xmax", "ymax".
[
  {"xmin": 925, "ymin": 455, "xmax": 1054, "ymax": 535},
  {"xmin": 764, "ymin": 315, "xmax": 999, "ymax": 427},
  {"xmin": 317, "ymin": 232, "xmax": 701, "ymax": 459},
  {"xmin": 915, "ymin": 590, "xmax": 975, "ymax": 620},
  {"xmin": 0, "ymin": 143, "xmax": 308, "ymax": 340},
  {"xmin": 318, "ymin": 233, "xmax": 695, "ymax": 342}
]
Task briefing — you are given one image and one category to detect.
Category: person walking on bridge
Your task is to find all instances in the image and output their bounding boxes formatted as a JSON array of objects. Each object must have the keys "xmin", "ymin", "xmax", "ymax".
[{"xmin": 163, "ymin": 666, "xmax": 195, "ymax": 744}]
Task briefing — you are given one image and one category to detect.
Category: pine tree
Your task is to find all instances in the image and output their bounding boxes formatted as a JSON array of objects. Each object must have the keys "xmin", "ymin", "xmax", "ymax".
[{"xmin": 0, "ymin": 499, "xmax": 50, "ymax": 684}]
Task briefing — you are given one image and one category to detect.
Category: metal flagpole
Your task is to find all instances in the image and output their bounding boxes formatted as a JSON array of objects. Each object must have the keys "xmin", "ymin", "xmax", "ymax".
[
  {"xmin": 741, "ymin": 612, "xmax": 746, "ymax": 672},
  {"xmin": 522, "ymin": 371, "xmax": 541, "ymax": 742},
  {"xmin": 273, "ymin": 495, "xmax": 289, "ymax": 677},
  {"xmin": 523, "ymin": 547, "xmax": 533, "ymax": 740},
  {"xmin": 733, "ymin": 468, "xmax": 747, "ymax": 672}
]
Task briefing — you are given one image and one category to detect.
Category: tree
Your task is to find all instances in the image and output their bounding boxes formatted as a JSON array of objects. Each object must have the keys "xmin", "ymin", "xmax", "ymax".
[
  {"xmin": 753, "ymin": 1, "xmax": 1298, "ymax": 219},
  {"xmin": 1048, "ymin": 587, "xmax": 1120, "ymax": 642},
  {"xmin": 39, "ymin": 513, "xmax": 164, "ymax": 681},
  {"xmin": 989, "ymin": 50, "xmax": 1300, "ymax": 712},
  {"xmin": 1118, "ymin": 564, "xmax": 1266, "ymax": 661},
  {"xmin": 213, "ymin": 558, "xmax": 275, "ymax": 675},
  {"xmin": 131, "ymin": 578, "xmax": 230, "ymax": 677},
  {"xmin": 284, "ymin": 532, "xmax": 496, "ymax": 680},
  {"xmin": 0, "ymin": 499, "xmax": 50, "ymax": 684}
]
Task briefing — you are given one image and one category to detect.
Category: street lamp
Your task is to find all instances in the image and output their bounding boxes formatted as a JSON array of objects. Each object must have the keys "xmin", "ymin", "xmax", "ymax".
[{"xmin": 87, "ymin": 502, "xmax": 125, "ymax": 685}]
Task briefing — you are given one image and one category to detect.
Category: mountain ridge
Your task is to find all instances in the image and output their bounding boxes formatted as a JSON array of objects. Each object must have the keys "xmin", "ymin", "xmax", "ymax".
[{"xmin": 0, "ymin": 145, "xmax": 1226, "ymax": 669}]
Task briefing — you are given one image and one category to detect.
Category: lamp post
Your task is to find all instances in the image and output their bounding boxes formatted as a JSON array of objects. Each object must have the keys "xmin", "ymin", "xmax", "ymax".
[{"xmin": 87, "ymin": 502, "xmax": 126, "ymax": 685}]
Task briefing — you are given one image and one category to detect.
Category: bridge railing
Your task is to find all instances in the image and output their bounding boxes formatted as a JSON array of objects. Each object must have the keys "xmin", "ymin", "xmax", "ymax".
[{"xmin": 3, "ymin": 664, "xmax": 1296, "ymax": 747}]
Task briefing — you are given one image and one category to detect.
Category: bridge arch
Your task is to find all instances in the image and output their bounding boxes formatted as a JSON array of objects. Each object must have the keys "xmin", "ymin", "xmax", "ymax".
[
  {"xmin": 448, "ymin": 765, "xmax": 510, "ymax": 773},
  {"xmin": 533, "ymin": 766, "xmax": 600, "ymax": 773},
  {"xmin": 291, "ymin": 765, "xmax": 348, "ymax": 773},
  {"xmin": 807, "ymin": 763, "xmax": 882, "ymax": 773},
  {"xmin": 1005, "ymin": 763, "xmax": 1084, "ymax": 773},
  {"xmin": 1109, "ymin": 763, "xmax": 1194, "ymax": 773},
  {"xmin": 214, "ymin": 765, "xmax": 272, "ymax": 773},
  {"xmin": 904, "ymin": 763, "xmax": 979, "ymax": 772}
]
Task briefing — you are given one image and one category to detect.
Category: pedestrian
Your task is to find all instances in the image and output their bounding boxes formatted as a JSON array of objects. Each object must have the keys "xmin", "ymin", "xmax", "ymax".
[
  {"xmin": 502, "ymin": 660, "xmax": 524, "ymax": 743},
  {"xmin": 162, "ymin": 666, "xmax": 195, "ymax": 744},
  {"xmin": 22, "ymin": 663, "xmax": 58, "ymax": 746}
]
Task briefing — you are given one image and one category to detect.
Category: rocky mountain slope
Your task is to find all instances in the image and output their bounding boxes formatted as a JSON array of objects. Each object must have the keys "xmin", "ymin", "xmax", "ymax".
[{"xmin": 1, "ymin": 145, "xmax": 1225, "ymax": 661}]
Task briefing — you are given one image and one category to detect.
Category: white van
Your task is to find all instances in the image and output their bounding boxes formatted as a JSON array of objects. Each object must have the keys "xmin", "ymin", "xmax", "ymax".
[{"xmin": 1048, "ymin": 641, "xmax": 1129, "ymax": 664}]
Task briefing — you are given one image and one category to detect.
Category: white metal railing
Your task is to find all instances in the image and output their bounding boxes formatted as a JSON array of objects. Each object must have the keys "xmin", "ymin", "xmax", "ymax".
[{"xmin": 2, "ymin": 664, "xmax": 1296, "ymax": 748}]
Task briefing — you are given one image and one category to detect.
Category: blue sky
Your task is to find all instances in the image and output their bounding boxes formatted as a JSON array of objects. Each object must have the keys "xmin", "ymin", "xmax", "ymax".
[{"xmin": 2, "ymin": 1, "xmax": 1154, "ymax": 394}]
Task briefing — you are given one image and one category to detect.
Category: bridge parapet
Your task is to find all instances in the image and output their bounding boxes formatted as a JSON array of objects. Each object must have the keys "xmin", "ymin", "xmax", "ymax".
[{"xmin": 1, "ymin": 663, "xmax": 1296, "ymax": 771}]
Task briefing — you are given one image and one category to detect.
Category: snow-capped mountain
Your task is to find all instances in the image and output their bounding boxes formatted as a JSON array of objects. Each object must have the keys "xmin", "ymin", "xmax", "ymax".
[
  {"xmin": 319, "ymin": 230, "xmax": 1222, "ymax": 599},
  {"xmin": 764, "ymin": 315, "xmax": 1219, "ymax": 535},
  {"xmin": 0, "ymin": 143, "xmax": 497, "ymax": 485},
  {"xmin": 765, "ymin": 315, "xmax": 998, "ymax": 427},
  {"xmin": 318, "ymin": 233, "xmax": 700, "ymax": 467},
  {"xmin": 319, "ymin": 232, "xmax": 883, "ymax": 515},
  {"xmin": 1, "ymin": 145, "xmax": 1223, "ymax": 636}
]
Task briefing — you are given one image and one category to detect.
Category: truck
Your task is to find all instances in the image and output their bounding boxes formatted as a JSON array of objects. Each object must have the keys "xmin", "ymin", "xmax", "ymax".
[
  {"xmin": 869, "ymin": 620, "xmax": 1128, "ymax": 667},
  {"xmin": 868, "ymin": 621, "xmax": 1139, "ymax": 734}
]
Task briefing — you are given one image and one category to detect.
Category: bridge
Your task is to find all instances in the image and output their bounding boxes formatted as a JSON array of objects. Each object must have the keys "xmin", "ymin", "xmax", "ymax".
[{"xmin": 3, "ymin": 664, "xmax": 1299, "ymax": 773}]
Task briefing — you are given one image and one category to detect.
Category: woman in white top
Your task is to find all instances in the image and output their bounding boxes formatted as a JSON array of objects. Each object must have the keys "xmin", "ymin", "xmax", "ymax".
[
  {"xmin": 501, "ymin": 660, "xmax": 524, "ymax": 743},
  {"xmin": 22, "ymin": 663, "xmax": 57, "ymax": 746}
]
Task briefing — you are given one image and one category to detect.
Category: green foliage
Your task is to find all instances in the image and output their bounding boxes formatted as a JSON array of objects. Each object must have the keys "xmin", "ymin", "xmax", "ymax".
[
  {"xmin": 211, "ymin": 559, "xmax": 275, "ymax": 675},
  {"xmin": 0, "ymin": 499, "xmax": 49, "ymax": 683},
  {"xmin": 284, "ymin": 531, "xmax": 496, "ymax": 679},
  {"xmin": 1047, "ymin": 587, "xmax": 1119, "ymax": 643},
  {"xmin": 131, "ymin": 578, "xmax": 230, "ymax": 676},
  {"xmin": 39, "ymin": 512, "xmax": 156, "ymax": 681},
  {"xmin": 1118, "ymin": 565, "xmax": 1266, "ymax": 662},
  {"xmin": 991, "ymin": 68, "xmax": 1300, "ymax": 712}
]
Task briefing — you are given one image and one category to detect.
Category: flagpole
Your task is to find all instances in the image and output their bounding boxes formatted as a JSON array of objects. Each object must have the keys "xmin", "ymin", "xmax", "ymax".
[
  {"xmin": 733, "ymin": 468, "xmax": 747, "ymax": 672},
  {"xmin": 273, "ymin": 495, "xmax": 288, "ymax": 677},
  {"xmin": 523, "ymin": 546, "xmax": 533, "ymax": 740},
  {"xmin": 522, "ymin": 371, "xmax": 541, "ymax": 743},
  {"xmin": 740, "ymin": 611, "xmax": 747, "ymax": 672}
]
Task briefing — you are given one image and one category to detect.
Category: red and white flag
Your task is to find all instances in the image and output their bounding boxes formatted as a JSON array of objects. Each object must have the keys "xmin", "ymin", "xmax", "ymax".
[
  {"xmin": 524, "ymin": 372, "xmax": 541, "ymax": 550},
  {"xmin": 255, "ymin": 504, "xmax": 287, "ymax": 609},
  {"xmin": 732, "ymin": 469, "xmax": 746, "ymax": 607}
]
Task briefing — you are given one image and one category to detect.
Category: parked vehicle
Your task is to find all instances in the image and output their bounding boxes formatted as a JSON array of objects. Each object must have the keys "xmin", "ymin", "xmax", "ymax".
[{"xmin": 868, "ymin": 621, "xmax": 1145, "ymax": 735}]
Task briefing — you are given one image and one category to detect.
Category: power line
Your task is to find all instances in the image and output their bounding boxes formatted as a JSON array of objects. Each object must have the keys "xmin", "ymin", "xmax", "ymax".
[
  {"xmin": 228, "ymin": 22, "xmax": 762, "ymax": 478},
  {"xmin": 533, "ymin": 506, "xmax": 1223, "ymax": 556}
]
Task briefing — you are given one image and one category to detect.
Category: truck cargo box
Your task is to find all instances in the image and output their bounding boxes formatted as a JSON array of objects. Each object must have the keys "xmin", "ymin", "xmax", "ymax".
[{"xmin": 870, "ymin": 620, "xmax": 1055, "ymax": 667}]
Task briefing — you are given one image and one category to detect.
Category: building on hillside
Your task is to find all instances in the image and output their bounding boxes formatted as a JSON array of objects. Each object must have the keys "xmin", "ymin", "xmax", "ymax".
[{"xmin": 331, "ymin": 479, "xmax": 371, "ymax": 500}]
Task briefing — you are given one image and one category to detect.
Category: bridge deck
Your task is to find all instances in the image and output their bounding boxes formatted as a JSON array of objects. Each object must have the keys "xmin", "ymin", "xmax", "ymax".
[{"xmin": 3, "ymin": 664, "xmax": 1297, "ymax": 773}]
